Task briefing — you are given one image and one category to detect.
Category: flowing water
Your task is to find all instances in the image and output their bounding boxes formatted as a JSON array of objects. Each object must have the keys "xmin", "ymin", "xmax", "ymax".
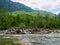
[{"xmin": 0, "ymin": 33, "xmax": 60, "ymax": 45}]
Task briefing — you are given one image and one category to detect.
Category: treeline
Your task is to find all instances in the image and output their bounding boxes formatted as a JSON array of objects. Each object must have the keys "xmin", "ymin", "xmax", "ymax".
[{"xmin": 0, "ymin": 11, "xmax": 60, "ymax": 29}]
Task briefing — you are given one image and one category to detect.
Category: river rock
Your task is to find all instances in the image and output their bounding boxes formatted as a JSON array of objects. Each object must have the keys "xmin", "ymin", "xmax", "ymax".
[{"xmin": 19, "ymin": 38, "xmax": 33, "ymax": 45}]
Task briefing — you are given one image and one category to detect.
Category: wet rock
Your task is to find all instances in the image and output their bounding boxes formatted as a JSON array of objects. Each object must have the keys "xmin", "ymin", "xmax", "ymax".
[{"xmin": 20, "ymin": 38, "xmax": 33, "ymax": 45}]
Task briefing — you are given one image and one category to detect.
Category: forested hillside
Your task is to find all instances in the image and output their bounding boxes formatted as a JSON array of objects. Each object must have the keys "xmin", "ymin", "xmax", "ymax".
[{"xmin": 0, "ymin": 11, "xmax": 60, "ymax": 29}]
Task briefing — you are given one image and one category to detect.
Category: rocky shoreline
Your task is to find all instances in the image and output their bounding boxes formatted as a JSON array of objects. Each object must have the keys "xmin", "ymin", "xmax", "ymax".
[{"xmin": 0, "ymin": 27, "xmax": 60, "ymax": 34}]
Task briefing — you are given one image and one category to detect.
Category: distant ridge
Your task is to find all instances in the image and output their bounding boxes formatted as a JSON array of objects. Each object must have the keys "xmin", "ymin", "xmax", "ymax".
[{"xmin": 0, "ymin": 0, "xmax": 33, "ymax": 12}]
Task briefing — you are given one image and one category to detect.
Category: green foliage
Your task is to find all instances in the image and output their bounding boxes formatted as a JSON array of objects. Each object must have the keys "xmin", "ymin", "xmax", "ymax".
[
  {"xmin": 19, "ymin": 23, "xmax": 26, "ymax": 29},
  {"xmin": 0, "ymin": 11, "xmax": 60, "ymax": 29}
]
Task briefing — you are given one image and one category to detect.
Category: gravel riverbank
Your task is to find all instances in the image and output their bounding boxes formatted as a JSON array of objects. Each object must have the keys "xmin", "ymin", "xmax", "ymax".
[{"xmin": 0, "ymin": 27, "xmax": 60, "ymax": 34}]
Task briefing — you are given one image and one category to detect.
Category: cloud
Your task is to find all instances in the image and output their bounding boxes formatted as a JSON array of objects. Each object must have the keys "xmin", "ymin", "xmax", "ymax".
[{"xmin": 11, "ymin": 0, "xmax": 60, "ymax": 14}]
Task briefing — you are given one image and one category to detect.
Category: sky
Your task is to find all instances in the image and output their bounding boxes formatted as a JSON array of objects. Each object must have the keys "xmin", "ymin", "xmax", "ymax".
[{"xmin": 11, "ymin": 0, "xmax": 60, "ymax": 14}]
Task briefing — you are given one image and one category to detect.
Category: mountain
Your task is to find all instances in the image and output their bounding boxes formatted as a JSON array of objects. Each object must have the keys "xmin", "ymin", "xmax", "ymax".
[
  {"xmin": 58, "ymin": 12, "xmax": 60, "ymax": 16},
  {"xmin": 0, "ymin": 0, "xmax": 56, "ymax": 14},
  {"xmin": 0, "ymin": 0, "xmax": 9, "ymax": 12},
  {"xmin": 0, "ymin": 0, "xmax": 33, "ymax": 12}
]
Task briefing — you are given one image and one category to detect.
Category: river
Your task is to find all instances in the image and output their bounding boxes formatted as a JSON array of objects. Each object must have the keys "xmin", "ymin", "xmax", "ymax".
[{"xmin": 0, "ymin": 33, "xmax": 60, "ymax": 45}]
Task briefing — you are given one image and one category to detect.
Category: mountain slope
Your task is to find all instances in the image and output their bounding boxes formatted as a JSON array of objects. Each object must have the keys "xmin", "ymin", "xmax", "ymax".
[
  {"xmin": 8, "ymin": 0, "xmax": 33, "ymax": 12},
  {"xmin": 0, "ymin": 0, "xmax": 33, "ymax": 12},
  {"xmin": 58, "ymin": 12, "xmax": 60, "ymax": 16}
]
